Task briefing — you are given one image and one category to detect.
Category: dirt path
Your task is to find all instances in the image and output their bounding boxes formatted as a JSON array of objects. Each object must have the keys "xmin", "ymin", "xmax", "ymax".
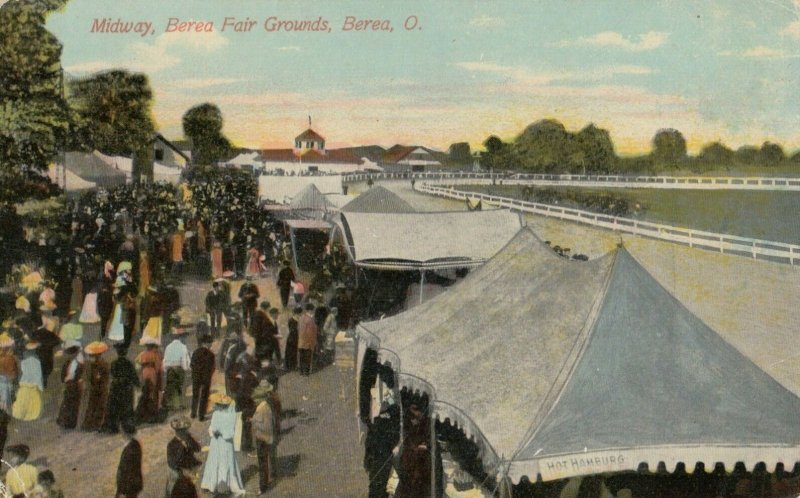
[{"xmin": 7, "ymin": 274, "xmax": 368, "ymax": 497}]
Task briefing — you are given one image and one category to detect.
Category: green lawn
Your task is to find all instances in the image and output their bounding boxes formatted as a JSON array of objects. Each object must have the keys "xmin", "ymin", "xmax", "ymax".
[{"xmin": 458, "ymin": 186, "xmax": 800, "ymax": 245}]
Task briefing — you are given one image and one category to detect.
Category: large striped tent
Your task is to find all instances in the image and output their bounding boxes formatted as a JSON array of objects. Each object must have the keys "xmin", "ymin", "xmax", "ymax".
[{"xmin": 358, "ymin": 228, "xmax": 800, "ymax": 484}]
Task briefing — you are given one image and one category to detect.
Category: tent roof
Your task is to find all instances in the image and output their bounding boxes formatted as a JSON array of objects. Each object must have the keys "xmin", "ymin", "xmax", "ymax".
[
  {"xmin": 340, "ymin": 209, "xmax": 523, "ymax": 270},
  {"xmin": 258, "ymin": 175, "xmax": 343, "ymax": 203},
  {"xmin": 47, "ymin": 164, "xmax": 96, "ymax": 191},
  {"xmin": 62, "ymin": 151, "xmax": 126, "ymax": 188},
  {"xmin": 289, "ymin": 183, "xmax": 336, "ymax": 212},
  {"xmin": 340, "ymin": 186, "xmax": 416, "ymax": 213},
  {"xmin": 358, "ymin": 228, "xmax": 800, "ymax": 481}
]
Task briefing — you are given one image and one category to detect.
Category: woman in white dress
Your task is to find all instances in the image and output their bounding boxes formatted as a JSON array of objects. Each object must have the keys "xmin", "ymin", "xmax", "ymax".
[
  {"xmin": 79, "ymin": 286, "xmax": 100, "ymax": 324},
  {"xmin": 201, "ymin": 393, "xmax": 245, "ymax": 496}
]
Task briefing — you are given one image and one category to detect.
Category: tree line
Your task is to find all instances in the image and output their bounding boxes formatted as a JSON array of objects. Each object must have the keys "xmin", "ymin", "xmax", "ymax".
[
  {"xmin": 0, "ymin": 0, "xmax": 234, "ymax": 206},
  {"xmin": 479, "ymin": 121, "xmax": 800, "ymax": 175}
]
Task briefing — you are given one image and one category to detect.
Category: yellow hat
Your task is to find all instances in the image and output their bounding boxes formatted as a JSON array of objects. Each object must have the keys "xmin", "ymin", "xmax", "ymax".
[
  {"xmin": 15, "ymin": 296, "xmax": 31, "ymax": 313},
  {"xmin": 208, "ymin": 392, "xmax": 233, "ymax": 406},
  {"xmin": 0, "ymin": 333, "xmax": 14, "ymax": 348},
  {"xmin": 84, "ymin": 341, "xmax": 109, "ymax": 355}
]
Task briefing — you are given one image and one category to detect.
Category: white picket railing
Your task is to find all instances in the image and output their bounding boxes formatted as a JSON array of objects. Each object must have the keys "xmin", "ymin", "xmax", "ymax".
[
  {"xmin": 416, "ymin": 183, "xmax": 800, "ymax": 266},
  {"xmin": 342, "ymin": 172, "xmax": 800, "ymax": 190}
]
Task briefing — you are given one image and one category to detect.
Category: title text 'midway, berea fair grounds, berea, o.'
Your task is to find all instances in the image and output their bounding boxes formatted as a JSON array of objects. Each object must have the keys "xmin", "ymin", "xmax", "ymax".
[{"xmin": 90, "ymin": 16, "xmax": 422, "ymax": 36}]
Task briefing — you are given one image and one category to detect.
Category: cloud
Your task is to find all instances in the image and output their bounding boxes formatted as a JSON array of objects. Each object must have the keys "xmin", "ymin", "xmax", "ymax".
[
  {"xmin": 65, "ymin": 30, "xmax": 229, "ymax": 75},
  {"xmin": 277, "ymin": 46, "xmax": 302, "ymax": 51},
  {"xmin": 781, "ymin": 20, "xmax": 800, "ymax": 40},
  {"xmin": 469, "ymin": 15, "xmax": 505, "ymax": 28},
  {"xmin": 553, "ymin": 31, "xmax": 669, "ymax": 51},
  {"xmin": 453, "ymin": 61, "xmax": 654, "ymax": 85},
  {"xmin": 65, "ymin": 60, "xmax": 124, "ymax": 74},
  {"xmin": 164, "ymin": 78, "xmax": 242, "ymax": 89},
  {"xmin": 718, "ymin": 45, "xmax": 798, "ymax": 58}
]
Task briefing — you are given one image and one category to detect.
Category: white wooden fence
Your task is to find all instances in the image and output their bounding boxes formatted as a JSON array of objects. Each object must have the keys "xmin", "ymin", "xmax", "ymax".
[
  {"xmin": 417, "ymin": 184, "xmax": 800, "ymax": 266},
  {"xmin": 343, "ymin": 172, "xmax": 800, "ymax": 190}
]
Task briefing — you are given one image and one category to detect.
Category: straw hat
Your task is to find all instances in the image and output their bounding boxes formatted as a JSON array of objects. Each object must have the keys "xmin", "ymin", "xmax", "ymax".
[
  {"xmin": 84, "ymin": 341, "xmax": 109, "ymax": 355},
  {"xmin": 40, "ymin": 301, "xmax": 57, "ymax": 312},
  {"xmin": 15, "ymin": 296, "xmax": 31, "ymax": 313},
  {"xmin": 208, "ymin": 392, "xmax": 233, "ymax": 406},
  {"xmin": 117, "ymin": 261, "xmax": 133, "ymax": 273},
  {"xmin": 25, "ymin": 341, "xmax": 40, "ymax": 350},
  {"xmin": 170, "ymin": 415, "xmax": 192, "ymax": 431},
  {"xmin": 0, "ymin": 333, "xmax": 15, "ymax": 349}
]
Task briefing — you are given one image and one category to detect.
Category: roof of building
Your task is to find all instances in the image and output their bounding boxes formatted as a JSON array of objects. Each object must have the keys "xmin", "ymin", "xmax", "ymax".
[
  {"xmin": 295, "ymin": 128, "xmax": 325, "ymax": 142},
  {"xmin": 382, "ymin": 144, "xmax": 449, "ymax": 164},
  {"xmin": 153, "ymin": 134, "xmax": 191, "ymax": 163},
  {"xmin": 257, "ymin": 148, "xmax": 363, "ymax": 165}
]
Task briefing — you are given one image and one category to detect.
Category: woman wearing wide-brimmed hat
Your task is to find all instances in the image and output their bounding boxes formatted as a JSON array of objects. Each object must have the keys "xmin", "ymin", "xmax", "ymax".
[
  {"xmin": 81, "ymin": 341, "xmax": 110, "ymax": 431},
  {"xmin": 201, "ymin": 393, "xmax": 244, "ymax": 496},
  {"xmin": 12, "ymin": 342, "xmax": 43, "ymax": 421}
]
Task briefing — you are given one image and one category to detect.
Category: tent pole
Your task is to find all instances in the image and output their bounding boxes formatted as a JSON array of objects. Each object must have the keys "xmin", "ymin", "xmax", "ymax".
[
  {"xmin": 419, "ymin": 270, "xmax": 425, "ymax": 306},
  {"xmin": 430, "ymin": 403, "xmax": 436, "ymax": 498},
  {"xmin": 291, "ymin": 226, "xmax": 299, "ymax": 270}
]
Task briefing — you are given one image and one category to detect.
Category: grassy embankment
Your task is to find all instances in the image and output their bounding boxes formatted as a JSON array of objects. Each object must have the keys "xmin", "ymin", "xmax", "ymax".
[{"xmin": 456, "ymin": 185, "xmax": 800, "ymax": 245}]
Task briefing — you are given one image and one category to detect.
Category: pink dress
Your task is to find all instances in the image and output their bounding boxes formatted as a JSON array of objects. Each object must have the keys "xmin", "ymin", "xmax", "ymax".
[{"xmin": 245, "ymin": 248, "xmax": 264, "ymax": 277}]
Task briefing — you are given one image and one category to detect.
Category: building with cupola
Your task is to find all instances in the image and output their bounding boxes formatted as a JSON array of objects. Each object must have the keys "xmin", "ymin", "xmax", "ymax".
[{"xmin": 220, "ymin": 125, "xmax": 381, "ymax": 175}]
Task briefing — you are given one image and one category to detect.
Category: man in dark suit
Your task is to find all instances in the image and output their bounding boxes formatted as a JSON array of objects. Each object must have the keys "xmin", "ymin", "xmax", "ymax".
[
  {"xmin": 190, "ymin": 335, "xmax": 215, "ymax": 421},
  {"xmin": 276, "ymin": 260, "xmax": 295, "ymax": 309},
  {"xmin": 116, "ymin": 421, "xmax": 143, "ymax": 497},
  {"xmin": 250, "ymin": 301, "xmax": 274, "ymax": 362},
  {"xmin": 205, "ymin": 281, "xmax": 225, "ymax": 337},
  {"xmin": 166, "ymin": 416, "xmax": 202, "ymax": 497},
  {"xmin": 238, "ymin": 277, "xmax": 260, "ymax": 326}
]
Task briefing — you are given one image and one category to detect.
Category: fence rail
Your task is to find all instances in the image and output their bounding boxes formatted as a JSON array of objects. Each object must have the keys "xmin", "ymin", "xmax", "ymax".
[
  {"xmin": 342, "ymin": 172, "xmax": 800, "ymax": 190},
  {"xmin": 416, "ymin": 184, "xmax": 800, "ymax": 266}
]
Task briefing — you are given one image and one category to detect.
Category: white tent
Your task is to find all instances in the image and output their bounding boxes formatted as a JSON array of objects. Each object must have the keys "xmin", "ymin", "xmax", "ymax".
[
  {"xmin": 258, "ymin": 175, "xmax": 344, "ymax": 203},
  {"xmin": 47, "ymin": 164, "xmax": 96, "ymax": 191},
  {"xmin": 95, "ymin": 151, "xmax": 183, "ymax": 184},
  {"xmin": 359, "ymin": 228, "xmax": 800, "ymax": 484},
  {"xmin": 338, "ymin": 209, "xmax": 523, "ymax": 270}
]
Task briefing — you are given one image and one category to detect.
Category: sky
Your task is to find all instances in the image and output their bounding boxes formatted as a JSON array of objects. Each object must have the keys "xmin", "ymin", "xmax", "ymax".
[{"xmin": 43, "ymin": 0, "xmax": 800, "ymax": 155}]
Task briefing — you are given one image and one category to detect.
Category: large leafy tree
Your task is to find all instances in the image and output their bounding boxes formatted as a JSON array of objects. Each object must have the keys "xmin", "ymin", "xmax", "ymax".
[
  {"xmin": 447, "ymin": 142, "xmax": 472, "ymax": 164},
  {"xmin": 651, "ymin": 128, "xmax": 687, "ymax": 168},
  {"xmin": 574, "ymin": 123, "xmax": 616, "ymax": 174},
  {"xmin": 69, "ymin": 70, "xmax": 156, "ymax": 157},
  {"xmin": 759, "ymin": 141, "xmax": 785, "ymax": 165},
  {"xmin": 698, "ymin": 141, "xmax": 734, "ymax": 164},
  {"xmin": 514, "ymin": 119, "xmax": 576, "ymax": 173},
  {"xmin": 182, "ymin": 103, "xmax": 232, "ymax": 165},
  {"xmin": 0, "ymin": 0, "xmax": 70, "ymax": 204}
]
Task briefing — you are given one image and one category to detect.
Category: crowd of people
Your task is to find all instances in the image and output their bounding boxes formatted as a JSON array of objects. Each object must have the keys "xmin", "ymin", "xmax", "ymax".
[{"xmin": 0, "ymin": 174, "xmax": 366, "ymax": 496}]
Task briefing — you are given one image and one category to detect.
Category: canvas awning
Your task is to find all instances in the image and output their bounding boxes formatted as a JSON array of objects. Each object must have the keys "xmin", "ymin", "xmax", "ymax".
[
  {"xmin": 358, "ymin": 228, "xmax": 800, "ymax": 482},
  {"xmin": 339, "ymin": 209, "xmax": 523, "ymax": 270},
  {"xmin": 285, "ymin": 219, "xmax": 332, "ymax": 230}
]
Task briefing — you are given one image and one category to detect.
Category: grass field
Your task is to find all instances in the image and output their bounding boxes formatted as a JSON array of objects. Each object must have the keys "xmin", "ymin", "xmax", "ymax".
[{"xmin": 457, "ymin": 185, "xmax": 800, "ymax": 245}]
